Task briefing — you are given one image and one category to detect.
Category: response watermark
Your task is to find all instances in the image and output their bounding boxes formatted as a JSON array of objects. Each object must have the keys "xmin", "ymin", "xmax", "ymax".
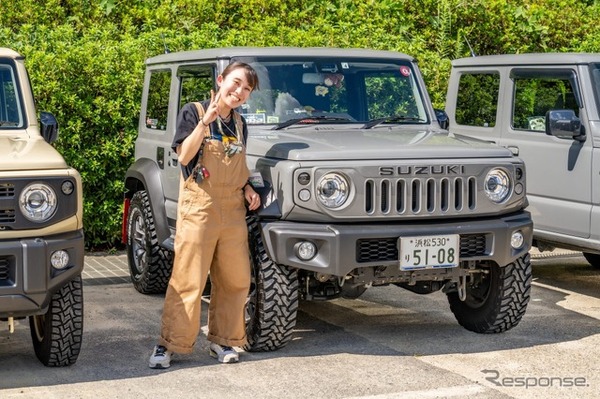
[{"xmin": 481, "ymin": 369, "xmax": 589, "ymax": 389}]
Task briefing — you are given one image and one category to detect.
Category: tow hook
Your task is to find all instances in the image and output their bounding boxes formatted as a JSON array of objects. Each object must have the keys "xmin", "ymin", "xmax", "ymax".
[
  {"xmin": 458, "ymin": 274, "xmax": 467, "ymax": 301},
  {"xmin": 8, "ymin": 317, "xmax": 14, "ymax": 333}
]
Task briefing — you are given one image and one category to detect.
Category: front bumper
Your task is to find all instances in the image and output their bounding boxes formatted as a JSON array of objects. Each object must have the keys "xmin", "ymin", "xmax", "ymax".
[
  {"xmin": 260, "ymin": 211, "xmax": 532, "ymax": 276},
  {"xmin": 0, "ymin": 229, "xmax": 84, "ymax": 318}
]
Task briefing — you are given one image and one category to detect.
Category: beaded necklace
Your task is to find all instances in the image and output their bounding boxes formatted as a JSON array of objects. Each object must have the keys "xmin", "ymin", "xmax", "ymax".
[{"xmin": 217, "ymin": 113, "xmax": 243, "ymax": 157}]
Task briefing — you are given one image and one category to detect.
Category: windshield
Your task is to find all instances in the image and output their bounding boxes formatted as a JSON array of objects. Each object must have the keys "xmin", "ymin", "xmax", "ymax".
[
  {"xmin": 0, "ymin": 60, "xmax": 24, "ymax": 129},
  {"xmin": 234, "ymin": 56, "xmax": 429, "ymax": 126}
]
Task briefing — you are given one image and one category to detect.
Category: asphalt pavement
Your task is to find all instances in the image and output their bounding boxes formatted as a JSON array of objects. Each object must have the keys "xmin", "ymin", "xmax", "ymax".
[{"xmin": 0, "ymin": 247, "xmax": 597, "ymax": 399}]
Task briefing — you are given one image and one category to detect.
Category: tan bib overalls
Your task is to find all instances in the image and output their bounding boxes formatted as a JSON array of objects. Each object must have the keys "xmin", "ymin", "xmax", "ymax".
[{"xmin": 159, "ymin": 106, "xmax": 250, "ymax": 354}]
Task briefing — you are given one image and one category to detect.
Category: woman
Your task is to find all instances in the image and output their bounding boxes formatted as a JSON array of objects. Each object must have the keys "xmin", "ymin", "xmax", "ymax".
[{"xmin": 149, "ymin": 62, "xmax": 260, "ymax": 368}]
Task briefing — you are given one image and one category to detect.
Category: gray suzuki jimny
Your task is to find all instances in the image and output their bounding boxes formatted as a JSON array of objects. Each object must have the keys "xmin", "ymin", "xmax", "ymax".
[
  {"xmin": 123, "ymin": 47, "xmax": 533, "ymax": 352},
  {"xmin": 0, "ymin": 47, "xmax": 84, "ymax": 366},
  {"xmin": 445, "ymin": 53, "xmax": 600, "ymax": 268}
]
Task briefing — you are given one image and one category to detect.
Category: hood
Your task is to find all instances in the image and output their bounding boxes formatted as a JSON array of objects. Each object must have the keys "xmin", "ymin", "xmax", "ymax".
[
  {"xmin": 246, "ymin": 125, "xmax": 513, "ymax": 161},
  {"xmin": 0, "ymin": 132, "xmax": 68, "ymax": 170}
]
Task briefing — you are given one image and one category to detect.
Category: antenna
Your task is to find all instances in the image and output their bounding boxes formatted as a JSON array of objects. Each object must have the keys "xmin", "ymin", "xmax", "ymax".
[
  {"xmin": 161, "ymin": 33, "xmax": 170, "ymax": 54},
  {"xmin": 465, "ymin": 37, "xmax": 476, "ymax": 57}
]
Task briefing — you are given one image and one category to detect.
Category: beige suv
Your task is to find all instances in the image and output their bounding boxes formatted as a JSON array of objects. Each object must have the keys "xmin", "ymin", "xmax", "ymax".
[{"xmin": 0, "ymin": 48, "xmax": 84, "ymax": 366}]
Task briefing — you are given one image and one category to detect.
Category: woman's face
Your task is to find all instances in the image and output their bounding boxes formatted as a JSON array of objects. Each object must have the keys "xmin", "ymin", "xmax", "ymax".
[{"xmin": 217, "ymin": 68, "xmax": 253, "ymax": 109}]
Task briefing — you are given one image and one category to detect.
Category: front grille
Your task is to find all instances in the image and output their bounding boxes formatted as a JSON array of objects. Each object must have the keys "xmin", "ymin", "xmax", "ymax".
[
  {"xmin": 0, "ymin": 256, "xmax": 15, "ymax": 287},
  {"xmin": 0, "ymin": 209, "xmax": 16, "ymax": 223},
  {"xmin": 357, "ymin": 238, "xmax": 398, "ymax": 262},
  {"xmin": 356, "ymin": 233, "xmax": 488, "ymax": 263},
  {"xmin": 460, "ymin": 234, "xmax": 488, "ymax": 257},
  {"xmin": 0, "ymin": 183, "xmax": 15, "ymax": 197},
  {"xmin": 364, "ymin": 177, "xmax": 477, "ymax": 216}
]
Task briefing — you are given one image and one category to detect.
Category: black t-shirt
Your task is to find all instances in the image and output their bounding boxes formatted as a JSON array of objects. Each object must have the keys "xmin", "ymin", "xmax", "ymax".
[{"xmin": 172, "ymin": 100, "xmax": 248, "ymax": 179}]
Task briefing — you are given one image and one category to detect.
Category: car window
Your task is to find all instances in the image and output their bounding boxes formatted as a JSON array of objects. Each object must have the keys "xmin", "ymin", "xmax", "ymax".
[
  {"xmin": 145, "ymin": 69, "xmax": 171, "ymax": 131},
  {"xmin": 589, "ymin": 63, "xmax": 600, "ymax": 117},
  {"xmin": 512, "ymin": 69, "xmax": 579, "ymax": 132},
  {"xmin": 234, "ymin": 57, "xmax": 429, "ymax": 125},
  {"xmin": 455, "ymin": 72, "xmax": 500, "ymax": 128},
  {"xmin": 178, "ymin": 64, "xmax": 215, "ymax": 111},
  {"xmin": 0, "ymin": 61, "xmax": 24, "ymax": 129}
]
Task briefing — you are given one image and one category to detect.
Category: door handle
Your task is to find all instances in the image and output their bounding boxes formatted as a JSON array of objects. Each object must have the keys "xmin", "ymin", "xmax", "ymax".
[
  {"xmin": 156, "ymin": 147, "xmax": 164, "ymax": 169},
  {"xmin": 168, "ymin": 149, "xmax": 178, "ymax": 167}
]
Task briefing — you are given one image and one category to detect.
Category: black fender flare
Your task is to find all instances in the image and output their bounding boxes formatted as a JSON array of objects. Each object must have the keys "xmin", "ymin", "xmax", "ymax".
[{"xmin": 124, "ymin": 158, "xmax": 170, "ymax": 247}]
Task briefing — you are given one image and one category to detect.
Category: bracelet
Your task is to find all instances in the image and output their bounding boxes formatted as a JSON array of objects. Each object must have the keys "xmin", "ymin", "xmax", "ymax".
[
  {"xmin": 201, "ymin": 118, "xmax": 209, "ymax": 127},
  {"xmin": 243, "ymin": 181, "xmax": 252, "ymax": 190}
]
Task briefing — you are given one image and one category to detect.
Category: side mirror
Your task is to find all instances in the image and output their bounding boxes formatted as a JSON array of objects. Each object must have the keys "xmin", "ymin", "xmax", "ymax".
[
  {"xmin": 545, "ymin": 109, "xmax": 584, "ymax": 142},
  {"xmin": 435, "ymin": 109, "xmax": 449, "ymax": 130},
  {"xmin": 40, "ymin": 111, "xmax": 59, "ymax": 143}
]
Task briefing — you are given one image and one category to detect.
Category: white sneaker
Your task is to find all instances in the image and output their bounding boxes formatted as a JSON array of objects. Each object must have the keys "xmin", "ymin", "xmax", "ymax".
[
  {"xmin": 209, "ymin": 342, "xmax": 239, "ymax": 363},
  {"xmin": 149, "ymin": 345, "xmax": 172, "ymax": 369}
]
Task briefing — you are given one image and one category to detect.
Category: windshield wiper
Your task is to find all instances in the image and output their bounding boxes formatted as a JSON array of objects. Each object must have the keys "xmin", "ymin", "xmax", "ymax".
[
  {"xmin": 273, "ymin": 115, "xmax": 354, "ymax": 130},
  {"xmin": 361, "ymin": 115, "xmax": 425, "ymax": 129}
]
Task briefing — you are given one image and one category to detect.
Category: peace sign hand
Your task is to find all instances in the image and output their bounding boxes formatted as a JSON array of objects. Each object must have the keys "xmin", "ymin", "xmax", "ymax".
[{"xmin": 201, "ymin": 90, "xmax": 220, "ymax": 126}]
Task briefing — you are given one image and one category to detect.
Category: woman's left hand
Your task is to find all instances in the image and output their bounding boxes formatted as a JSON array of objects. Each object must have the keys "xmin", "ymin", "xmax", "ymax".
[{"xmin": 244, "ymin": 185, "xmax": 261, "ymax": 211}]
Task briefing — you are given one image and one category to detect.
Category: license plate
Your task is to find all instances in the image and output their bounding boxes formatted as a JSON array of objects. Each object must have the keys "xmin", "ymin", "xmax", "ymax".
[{"xmin": 399, "ymin": 234, "xmax": 459, "ymax": 271}]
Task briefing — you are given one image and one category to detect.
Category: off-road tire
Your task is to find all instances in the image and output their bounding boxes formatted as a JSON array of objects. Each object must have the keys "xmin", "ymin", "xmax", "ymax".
[
  {"xmin": 447, "ymin": 253, "xmax": 531, "ymax": 333},
  {"xmin": 244, "ymin": 216, "xmax": 299, "ymax": 351},
  {"xmin": 29, "ymin": 276, "xmax": 83, "ymax": 367},
  {"xmin": 583, "ymin": 252, "xmax": 600, "ymax": 269},
  {"xmin": 127, "ymin": 190, "xmax": 173, "ymax": 294}
]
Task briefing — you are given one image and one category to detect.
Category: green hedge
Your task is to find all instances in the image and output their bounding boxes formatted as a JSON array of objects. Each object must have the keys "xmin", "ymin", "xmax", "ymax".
[{"xmin": 1, "ymin": 0, "xmax": 599, "ymax": 249}]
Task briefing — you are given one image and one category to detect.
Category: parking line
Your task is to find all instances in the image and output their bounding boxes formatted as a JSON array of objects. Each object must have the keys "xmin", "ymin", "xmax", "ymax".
[
  {"xmin": 343, "ymin": 384, "xmax": 486, "ymax": 398},
  {"xmin": 532, "ymin": 281, "xmax": 600, "ymax": 321}
]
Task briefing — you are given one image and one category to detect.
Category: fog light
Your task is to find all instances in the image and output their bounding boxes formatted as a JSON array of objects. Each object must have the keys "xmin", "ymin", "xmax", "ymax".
[
  {"xmin": 295, "ymin": 241, "xmax": 317, "ymax": 261},
  {"xmin": 511, "ymin": 231, "xmax": 524, "ymax": 249},
  {"xmin": 51, "ymin": 250, "xmax": 70, "ymax": 270}
]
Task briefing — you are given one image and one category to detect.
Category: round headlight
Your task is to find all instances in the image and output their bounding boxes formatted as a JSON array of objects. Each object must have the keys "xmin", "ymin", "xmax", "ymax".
[
  {"xmin": 19, "ymin": 183, "xmax": 57, "ymax": 222},
  {"xmin": 316, "ymin": 173, "xmax": 350, "ymax": 208},
  {"xmin": 485, "ymin": 168, "xmax": 511, "ymax": 203}
]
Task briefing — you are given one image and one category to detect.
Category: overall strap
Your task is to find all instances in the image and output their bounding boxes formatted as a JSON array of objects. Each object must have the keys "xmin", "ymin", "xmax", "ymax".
[
  {"xmin": 189, "ymin": 102, "xmax": 210, "ymax": 180},
  {"xmin": 233, "ymin": 112, "xmax": 244, "ymax": 145}
]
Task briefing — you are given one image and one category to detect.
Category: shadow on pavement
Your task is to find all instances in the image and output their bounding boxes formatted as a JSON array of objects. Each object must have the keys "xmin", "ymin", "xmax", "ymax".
[{"xmin": 1, "ymin": 254, "xmax": 599, "ymax": 390}]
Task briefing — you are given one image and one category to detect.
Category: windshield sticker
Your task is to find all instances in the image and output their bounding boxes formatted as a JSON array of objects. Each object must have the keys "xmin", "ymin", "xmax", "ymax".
[
  {"xmin": 244, "ymin": 113, "xmax": 266, "ymax": 124},
  {"xmin": 400, "ymin": 66, "xmax": 411, "ymax": 77}
]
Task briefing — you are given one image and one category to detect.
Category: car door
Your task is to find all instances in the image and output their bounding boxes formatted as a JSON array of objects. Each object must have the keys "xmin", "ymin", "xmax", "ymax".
[
  {"xmin": 161, "ymin": 63, "xmax": 217, "ymax": 225},
  {"xmin": 498, "ymin": 67, "xmax": 592, "ymax": 239},
  {"xmin": 447, "ymin": 65, "xmax": 593, "ymax": 239}
]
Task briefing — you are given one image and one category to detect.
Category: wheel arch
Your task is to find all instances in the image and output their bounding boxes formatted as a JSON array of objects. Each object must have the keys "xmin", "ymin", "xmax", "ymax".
[{"xmin": 124, "ymin": 158, "xmax": 170, "ymax": 247}]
